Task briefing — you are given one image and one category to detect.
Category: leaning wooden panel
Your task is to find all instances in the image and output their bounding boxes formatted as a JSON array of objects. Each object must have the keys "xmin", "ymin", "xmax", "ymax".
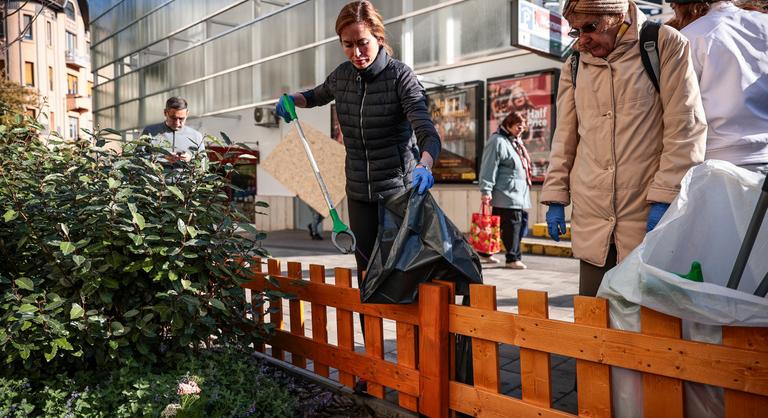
[
  {"xmin": 518, "ymin": 289, "xmax": 552, "ymax": 408},
  {"xmin": 419, "ymin": 283, "xmax": 450, "ymax": 418},
  {"xmin": 267, "ymin": 259, "xmax": 284, "ymax": 361},
  {"xmin": 243, "ymin": 272, "xmax": 419, "ymax": 324},
  {"xmin": 287, "ymin": 262, "xmax": 307, "ymax": 368},
  {"xmin": 640, "ymin": 307, "xmax": 683, "ymax": 418},
  {"xmin": 723, "ymin": 326, "xmax": 768, "ymax": 418},
  {"xmin": 573, "ymin": 296, "xmax": 612, "ymax": 418},
  {"xmin": 470, "ymin": 284, "xmax": 500, "ymax": 393},
  {"xmin": 396, "ymin": 322, "xmax": 418, "ymax": 412},
  {"xmin": 450, "ymin": 304, "xmax": 768, "ymax": 395},
  {"xmin": 309, "ymin": 264, "xmax": 330, "ymax": 378},
  {"xmin": 334, "ymin": 268, "xmax": 356, "ymax": 389},
  {"xmin": 449, "ymin": 381, "xmax": 575, "ymax": 418},
  {"xmin": 364, "ymin": 314, "xmax": 385, "ymax": 399},
  {"xmin": 269, "ymin": 330, "xmax": 419, "ymax": 396}
]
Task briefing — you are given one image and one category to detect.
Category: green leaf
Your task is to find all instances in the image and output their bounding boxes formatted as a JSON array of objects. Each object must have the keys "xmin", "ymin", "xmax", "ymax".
[
  {"xmin": 3, "ymin": 209, "xmax": 18, "ymax": 222},
  {"xmin": 168, "ymin": 185, "xmax": 185, "ymax": 201},
  {"xmin": 18, "ymin": 303, "xmax": 37, "ymax": 314},
  {"xmin": 133, "ymin": 212, "xmax": 146, "ymax": 230},
  {"xmin": 177, "ymin": 218, "xmax": 187, "ymax": 235},
  {"xmin": 209, "ymin": 298, "xmax": 227, "ymax": 312},
  {"xmin": 59, "ymin": 223, "xmax": 70, "ymax": 237},
  {"xmin": 107, "ymin": 178, "xmax": 120, "ymax": 189},
  {"xmin": 181, "ymin": 279, "xmax": 192, "ymax": 290},
  {"xmin": 54, "ymin": 338, "xmax": 73, "ymax": 350},
  {"xmin": 168, "ymin": 270, "xmax": 179, "ymax": 281},
  {"xmin": 111, "ymin": 321, "xmax": 125, "ymax": 335},
  {"xmin": 238, "ymin": 222, "xmax": 259, "ymax": 234},
  {"xmin": 109, "ymin": 340, "xmax": 119, "ymax": 350},
  {"xmin": 60, "ymin": 241, "xmax": 76, "ymax": 255},
  {"xmin": 124, "ymin": 309, "xmax": 140, "ymax": 318},
  {"xmin": 72, "ymin": 255, "xmax": 86, "ymax": 266},
  {"xmin": 15, "ymin": 277, "xmax": 34, "ymax": 291},
  {"xmin": 70, "ymin": 303, "xmax": 84, "ymax": 319},
  {"xmin": 220, "ymin": 131, "xmax": 233, "ymax": 145},
  {"xmin": 187, "ymin": 225, "xmax": 198, "ymax": 238},
  {"xmin": 44, "ymin": 345, "xmax": 58, "ymax": 361}
]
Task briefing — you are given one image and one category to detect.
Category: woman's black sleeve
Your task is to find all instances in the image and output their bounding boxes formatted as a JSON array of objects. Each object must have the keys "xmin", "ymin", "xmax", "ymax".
[
  {"xmin": 396, "ymin": 67, "xmax": 441, "ymax": 162},
  {"xmin": 301, "ymin": 66, "xmax": 338, "ymax": 108}
]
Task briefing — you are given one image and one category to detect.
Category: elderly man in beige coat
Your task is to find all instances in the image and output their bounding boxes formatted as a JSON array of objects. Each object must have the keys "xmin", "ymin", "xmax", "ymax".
[{"xmin": 541, "ymin": 0, "xmax": 707, "ymax": 296}]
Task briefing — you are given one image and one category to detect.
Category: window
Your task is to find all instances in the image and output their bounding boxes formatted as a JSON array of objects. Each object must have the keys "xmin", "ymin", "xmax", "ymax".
[
  {"xmin": 66, "ymin": 31, "xmax": 77, "ymax": 54},
  {"xmin": 87, "ymin": 81, "xmax": 93, "ymax": 97},
  {"xmin": 68, "ymin": 116, "xmax": 79, "ymax": 139},
  {"xmin": 64, "ymin": 1, "xmax": 76, "ymax": 21},
  {"xmin": 22, "ymin": 15, "xmax": 33, "ymax": 40},
  {"xmin": 24, "ymin": 62, "xmax": 34, "ymax": 86},
  {"xmin": 46, "ymin": 21, "xmax": 52, "ymax": 46},
  {"xmin": 48, "ymin": 66, "xmax": 54, "ymax": 91},
  {"xmin": 67, "ymin": 74, "xmax": 78, "ymax": 95}
]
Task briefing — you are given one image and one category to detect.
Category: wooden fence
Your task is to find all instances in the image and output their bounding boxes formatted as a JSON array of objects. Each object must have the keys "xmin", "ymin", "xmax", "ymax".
[{"xmin": 241, "ymin": 258, "xmax": 768, "ymax": 418}]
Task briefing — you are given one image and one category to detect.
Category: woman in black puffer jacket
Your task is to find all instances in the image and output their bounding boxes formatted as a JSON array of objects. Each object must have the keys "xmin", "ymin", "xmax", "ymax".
[{"xmin": 275, "ymin": 1, "xmax": 441, "ymax": 299}]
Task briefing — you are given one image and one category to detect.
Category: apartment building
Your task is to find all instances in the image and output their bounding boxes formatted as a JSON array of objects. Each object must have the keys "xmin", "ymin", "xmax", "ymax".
[{"xmin": 1, "ymin": 0, "xmax": 92, "ymax": 138}]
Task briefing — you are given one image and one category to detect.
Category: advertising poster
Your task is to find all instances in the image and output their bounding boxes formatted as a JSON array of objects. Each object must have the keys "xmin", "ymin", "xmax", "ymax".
[
  {"xmin": 487, "ymin": 70, "xmax": 557, "ymax": 183},
  {"xmin": 511, "ymin": 0, "xmax": 573, "ymax": 59},
  {"xmin": 426, "ymin": 81, "xmax": 484, "ymax": 183}
]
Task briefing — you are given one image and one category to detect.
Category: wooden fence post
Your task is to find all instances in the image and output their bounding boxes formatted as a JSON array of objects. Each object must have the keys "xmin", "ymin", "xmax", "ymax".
[
  {"xmin": 335, "ymin": 268, "xmax": 356, "ymax": 389},
  {"xmin": 252, "ymin": 257, "xmax": 265, "ymax": 353},
  {"xmin": 287, "ymin": 261, "xmax": 306, "ymax": 368},
  {"xmin": 267, "ymin": 259, "xmax": 284, "ymax": 361},
  {"xmin": 364, "ymin": 312, "xmax": 385, "ymax": 399},
  {"xmin": 309, "ymin": 264, "xmax": 330, "ymax": 378},
  {"xmin": 641, "ymin": 307, "xmax": 683, "ymax": 418},
  {"xmin": 471, "ymin": 284, "xmax": 500, "ymax": 392},
  {"xmin": 518, "ymin": 289, "xmax": 552, "ymax": 408},
  {"xmin": 419, "ymin": 282, "xmax": 450, "ymax": 418},
  {"xmin": 723, "ymin": 326, "xmax": 768, "ymax": 418},
  {"xmin": 574, "ymin": 296, "xmax": 612, "ymax": 418}
]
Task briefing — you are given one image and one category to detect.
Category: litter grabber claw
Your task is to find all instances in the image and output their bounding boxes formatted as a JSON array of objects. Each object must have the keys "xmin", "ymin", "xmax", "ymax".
[{"xmin": 280, "ymin": 94, "xmax": 356, "ymax": 254}]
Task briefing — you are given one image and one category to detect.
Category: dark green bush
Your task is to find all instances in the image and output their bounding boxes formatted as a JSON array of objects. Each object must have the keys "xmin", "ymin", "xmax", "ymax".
[
  {"xmin": 0, "ymin": 110, "xmax": 274, "ymax": 375},
  {"xmin": 0, "ymin": 347, "xmax": 295, "ymax": 417}
]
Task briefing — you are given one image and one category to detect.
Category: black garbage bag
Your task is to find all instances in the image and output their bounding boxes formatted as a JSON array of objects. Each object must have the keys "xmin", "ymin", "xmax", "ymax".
[{"xmin": 361, "ymin": 188, "xmax": 483, "ymax": 304}]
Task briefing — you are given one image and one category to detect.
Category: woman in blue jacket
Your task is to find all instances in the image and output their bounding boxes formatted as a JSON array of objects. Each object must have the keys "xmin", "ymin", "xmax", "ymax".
[{"xmin": 479, "ymin": 111, "xmax": 532, "ymax": 269}]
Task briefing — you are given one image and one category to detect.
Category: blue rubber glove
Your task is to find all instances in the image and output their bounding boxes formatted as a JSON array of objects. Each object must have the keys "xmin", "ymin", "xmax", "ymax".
[
  {"xmin": 546, "ymin": 204, "xmax": 566, "ymax": 242},
  {"xmin": 411, "ymin": 166, "xmax": 434, "ymax": 194},
  {"xmin": 647, "ymin": 202, "xmax": 670, "ymax": 232},
  {"xmin": 275, "ymin": 94, "xmax": 295, "ymax": 123}
]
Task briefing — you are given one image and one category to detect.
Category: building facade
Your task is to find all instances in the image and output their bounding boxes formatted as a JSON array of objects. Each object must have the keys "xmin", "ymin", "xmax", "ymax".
[
  {"xmin": 88, "ymin": 0, "xmax": 661, "ymax": 231},
  {"xmin": 1, "ymin": 0, "xmax": 92, "ymax": 138}
]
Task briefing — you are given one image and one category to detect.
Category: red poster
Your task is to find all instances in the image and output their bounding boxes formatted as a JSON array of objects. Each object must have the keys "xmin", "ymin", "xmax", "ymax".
[{"xmin": 487, "ymin": 70, "xmax": 558, "ymax": 183}]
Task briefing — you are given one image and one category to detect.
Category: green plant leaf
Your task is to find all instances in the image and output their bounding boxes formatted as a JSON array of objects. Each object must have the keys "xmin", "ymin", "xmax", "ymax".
[
  {"xmin": 70, "ymin": 303, "xmax": 84, "ymax": 319},
  {"xmin": 18, "ymin": 303, "xmax": 37, "ymax": 314},
  {"xmin": 72, "ymin": 255, "xmax": 86, "ymax": 266},
  {"xmin": 168, "ymin": 185, "xmax": 184, "ymax": 201},
  {"xmin": 111, "ymin": 321, "xmax": 125, "ymax": 335},
  {"xmin": 238, "ymin": 222, "xmax": 259, "ymax": 234},
  {"xmin": 15, "ymin": 277, "xmax": 34, "ymax": 291},
  {"xmin": 44, "ymin": 345, "xmax": 58, "ymax": 361},
  {"xmin": 60, "ymin": 241, "xmax": 76, "ymax": 255},
  {"xmin": 181, "ymin": 279, "xmax": 192, "ymax": 290},
  {"xmin": 3, "ymin": 209, "xmax": 18, "ymax": 222},
  {"xmin": 54, "ymin": 337, "xmax": 73, "ymax": 350},
  {"xmin": 209, "ymin": 298, "xmax": 227, "ymax": 312},
  {"xmin": 187, "ymin": 225, "xmax": 198, "ymax": 238},
  {"xmin": 168, "ymin": 271, "xmax": 179, "ymax": 281},
  {"xmin": 133, "ymin": 212, "xmax": 146, "ymax": 230},
  {"xmin": 177, "ymin": 218, "xmax": 187, "ymax": 235},
  {"xmin": 220, "ymin": 131, "xmax": 233, "ymax": 145},
  {"xmin": 59, "ymin": 223, "xmax": 70, "ymax": 237},
  {"xmin": 124, "ymin": 309, "xmax": 140, "ymax": 318}
]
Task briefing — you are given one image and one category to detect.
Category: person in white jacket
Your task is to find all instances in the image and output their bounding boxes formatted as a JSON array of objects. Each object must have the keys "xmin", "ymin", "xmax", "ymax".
[{"xmin": 667, "ymin": 0, "xmax": 768, "ymax": 174}]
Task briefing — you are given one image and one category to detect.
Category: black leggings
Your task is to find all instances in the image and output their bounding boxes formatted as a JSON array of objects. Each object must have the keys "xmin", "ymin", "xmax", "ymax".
[{"xmin": 347, "ymin": 198, "xmax": 380, "ymax": 335}]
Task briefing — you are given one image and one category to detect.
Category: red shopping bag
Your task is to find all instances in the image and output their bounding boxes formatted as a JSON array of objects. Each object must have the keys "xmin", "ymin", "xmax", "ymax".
[{"xmin": 469, "ymin": 202, "xmax": 501, "ymax": 255}]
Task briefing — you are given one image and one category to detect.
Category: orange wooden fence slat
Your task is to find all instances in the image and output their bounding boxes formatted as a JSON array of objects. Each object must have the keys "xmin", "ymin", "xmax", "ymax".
[
  {"xmin": 242, "ymin": 272, "xmax": 419, "ymax": 324},
  {"xmin": 287, "ymin": 262, "xmax": 306, "ymax": 368},
  {"xmin": 518, "ymin": 289, "xmax": 552, "ymax": 408},
  {"xmin": 269, "ymin": 330, "xmax": 419, "ymax": 396},
  {"xmin": 449, "ymin": 381, "xmax": 575, "ymax": 418},
  {"xmin": 640, "ymin": 307, "xmax": 683, "ymax": 418},
  {"xmin": 364, "ymin": 314, "xmax": 385, "ymax": 399},
  {"xmin": 449, "ymin": 304, "xmax": 768, "ymax": 395},
  {"xmin": 252, "ymin": 257, "xmax": 265, "ymax": 353},
  {"xmin": 267, "ymin": 259, "xmax": 284, "ymax": 361},
  {"xmin": 574, "ymin": 296, "xmax": 612, "ymax": 418},
  {"xmin": 470, "ymin": 284, "xmax": 500, "ymax": 393},
  {"xmin": 396, "ymin": 321, "xmax": 418, "ymax": 412},
  {"xmin": 309, "ymin": 264, "xmax": 330, "ymax": 378},
  {"xmin": 334, "ymin": 267, "xmax": 356, "ymax": 389},
  {"xmin": 723, "ymin": 326, "xmax": 768, "ymax": 418},
  {"xmin": 419, "ymin": 283, "xmax": 450, "ymax": 418},
  {"xmin": 434, "ymin": 280, "xmax": 458, "ymax": 418}
]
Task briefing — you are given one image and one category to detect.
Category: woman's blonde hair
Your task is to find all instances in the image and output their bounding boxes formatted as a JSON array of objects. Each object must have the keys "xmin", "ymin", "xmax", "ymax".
[{"xmin": 335, "ymin": 1, "xmax": 393, "ymax": 56}]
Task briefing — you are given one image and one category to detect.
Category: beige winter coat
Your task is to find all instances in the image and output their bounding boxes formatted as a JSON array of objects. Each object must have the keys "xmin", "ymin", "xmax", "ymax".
[{"xmin": 540, "ymin": 4, "xmax": 707, "ymax": 266}]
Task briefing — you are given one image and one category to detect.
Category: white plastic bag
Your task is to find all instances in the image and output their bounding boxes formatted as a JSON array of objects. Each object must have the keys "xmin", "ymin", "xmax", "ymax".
[{"xmin": 597, "ymin": 160, "xmax": 768, "ymax": 418}]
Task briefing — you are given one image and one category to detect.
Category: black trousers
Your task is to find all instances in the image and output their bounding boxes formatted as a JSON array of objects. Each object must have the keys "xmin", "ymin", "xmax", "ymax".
[
  {"xmin": 579, "ymin": 244, "xmax": 617, "ymax": 296},
  {"xmin": 347, "ymin": 198, "xmax": 380, "ymax": 335},
  {"xmin": 492, "ymin": 207, "xmax": 524, "ymax": 263}
]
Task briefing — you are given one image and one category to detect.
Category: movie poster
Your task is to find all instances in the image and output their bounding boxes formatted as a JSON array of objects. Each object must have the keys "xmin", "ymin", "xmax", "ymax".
[
  {"xmin": 426, "ymin": 81, "xmax": 484, "ymax": 183},
  {"xmin": 487, "ymin": 70, "xmax": 558, "ymax": 183}
]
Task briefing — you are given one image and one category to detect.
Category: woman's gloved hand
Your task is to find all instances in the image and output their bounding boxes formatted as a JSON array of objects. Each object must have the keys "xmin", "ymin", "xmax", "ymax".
[
  {"xmin": 275, "ymin": 95, "xmax": 295, "ymax": 123},
  {"xmin": 646, "ymin": 202, "xmax": 670, "ymax": 232},
  {"xmin": 412, "ymin": 165, "xmax": 434, "ymax": 194},
  {"xmin": 546, "ymin": 203, "xmax": 566, "ymax": 242}
]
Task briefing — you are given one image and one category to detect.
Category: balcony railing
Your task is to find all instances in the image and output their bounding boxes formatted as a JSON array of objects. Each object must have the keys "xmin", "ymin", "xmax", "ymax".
[
  {"xmin": 65, "ymin": 50, "xmax": 90, "ymax": 70},
  {"xmin": 66, "ymin": 95, "xmax": 90, "ymax": 113}
]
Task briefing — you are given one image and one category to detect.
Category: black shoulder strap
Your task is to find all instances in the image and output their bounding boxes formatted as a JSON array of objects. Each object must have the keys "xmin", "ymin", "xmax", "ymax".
[
  {"xmin": 570, "ymin": 51, "xmax": 580, "ymax": 88},
  {"xmin": 639, "ymin": 20, "xmax": 661, "ymax": 93}
]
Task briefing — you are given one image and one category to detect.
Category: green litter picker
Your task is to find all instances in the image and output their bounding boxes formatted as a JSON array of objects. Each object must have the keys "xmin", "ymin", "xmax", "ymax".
[{"xmin": 280, "ymin": 94, "xmax": 356, "ymax": 254}]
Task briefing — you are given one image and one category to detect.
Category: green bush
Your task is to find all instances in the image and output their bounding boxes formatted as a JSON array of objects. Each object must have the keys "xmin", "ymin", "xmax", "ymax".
[
  {"xmin": 0, "ymin": 110, "xmax": 275, "ymax": 375},
  {"xmin": 0, "ymin": 347, "xmax": 295, "ymax": 417}
]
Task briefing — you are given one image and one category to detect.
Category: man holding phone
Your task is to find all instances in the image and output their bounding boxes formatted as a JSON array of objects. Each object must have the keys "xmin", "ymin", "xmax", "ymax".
[{"xmin": 141, "ymin": 97, "xmax": 205, "ymax": 163}]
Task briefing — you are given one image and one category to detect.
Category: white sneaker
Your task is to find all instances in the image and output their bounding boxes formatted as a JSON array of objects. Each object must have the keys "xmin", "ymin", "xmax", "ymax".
[
  {"xmin": 505, "ymin": 260, "xmax": 527, "ymax": 270},
  {"xmin": 480, "ymin": 255, "xmax": 501, "ymax": 264}
]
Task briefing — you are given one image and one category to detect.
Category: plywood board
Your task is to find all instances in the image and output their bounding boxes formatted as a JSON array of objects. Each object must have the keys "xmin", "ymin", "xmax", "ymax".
[{"xmin": 261, "ymin": 122, "xmax": 346, "ymax": 216}]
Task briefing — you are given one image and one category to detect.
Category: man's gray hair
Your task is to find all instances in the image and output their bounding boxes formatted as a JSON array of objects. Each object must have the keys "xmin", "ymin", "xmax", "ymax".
[{"xmin": 165, "ymin": 97, "xmax": 188, "ymax": 111}]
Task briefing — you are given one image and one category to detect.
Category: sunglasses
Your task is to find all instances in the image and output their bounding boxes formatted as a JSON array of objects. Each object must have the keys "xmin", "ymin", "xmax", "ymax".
[{"xmin": 568, "ymin": 22, "xmax": 600, "ymax": 38}]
